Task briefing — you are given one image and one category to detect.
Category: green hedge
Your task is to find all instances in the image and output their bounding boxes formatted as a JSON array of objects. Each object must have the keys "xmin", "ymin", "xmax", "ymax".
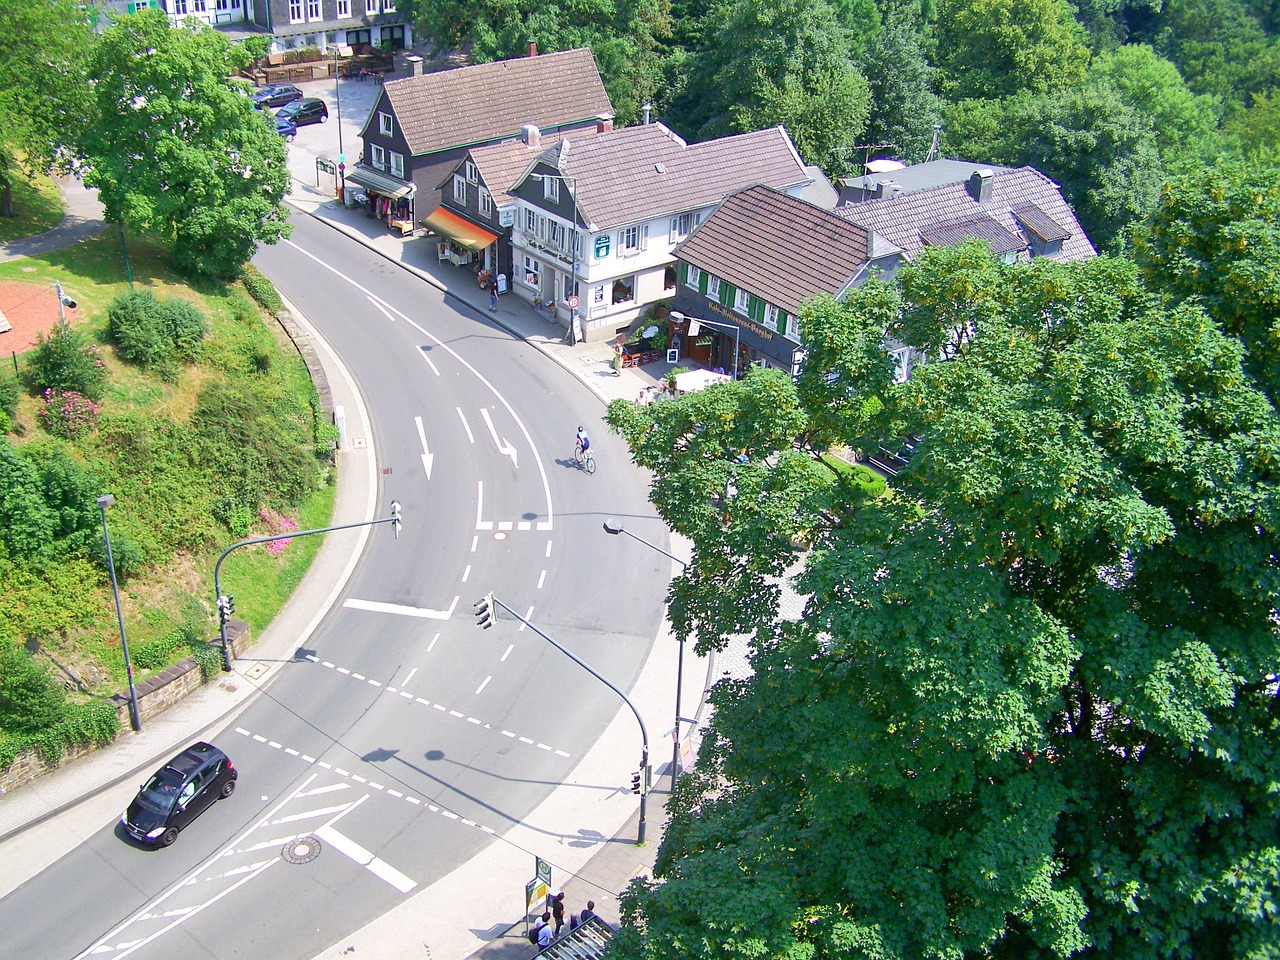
[{"xmin": 240, "ymin": 265, "xmax": 282, "ymax": 314}]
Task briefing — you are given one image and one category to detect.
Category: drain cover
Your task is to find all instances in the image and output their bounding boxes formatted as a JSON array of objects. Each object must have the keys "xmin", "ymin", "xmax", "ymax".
[{"xmin": 282, "ymin": 836, "xmax": 321, "ymax": 864}]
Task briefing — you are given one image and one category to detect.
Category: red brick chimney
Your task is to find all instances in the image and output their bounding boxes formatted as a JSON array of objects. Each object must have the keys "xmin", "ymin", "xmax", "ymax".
[
  {"xmin": 596, "ymin": 116, "xmax": 613, "ymax": 134},
  {"xmin": 527, "ymin": 40, "xmax": 538, "ymax": 58}
]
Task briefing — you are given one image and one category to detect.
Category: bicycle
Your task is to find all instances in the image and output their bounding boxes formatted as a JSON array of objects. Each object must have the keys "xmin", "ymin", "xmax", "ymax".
[{"xmin": 575, "ymin": 442, "xmax": 596, "ymax": 474}]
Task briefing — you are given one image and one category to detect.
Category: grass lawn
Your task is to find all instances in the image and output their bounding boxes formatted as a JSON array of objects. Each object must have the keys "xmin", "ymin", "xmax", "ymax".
[{"xmin": 0, "ymin": 169, "xmax": 63, "ymax": 244}]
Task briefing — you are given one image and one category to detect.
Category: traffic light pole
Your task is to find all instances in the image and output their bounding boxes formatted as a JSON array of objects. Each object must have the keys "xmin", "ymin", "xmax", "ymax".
[
  {"xmin": 475, "ymin": 593, "xmax": 651, "ymax": 843},
  {"xmin": 214, "ymin": 502, "xmax": 401, "ymax": 671}
]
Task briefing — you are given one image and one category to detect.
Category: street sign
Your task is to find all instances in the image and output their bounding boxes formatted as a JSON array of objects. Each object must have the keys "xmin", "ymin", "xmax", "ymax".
[
  {"xmin": 536, "ymin": 857, "xmax": 552, "ymax": 886},
  {"xmin": 567, "ymin": 295, "xmax": 580, "ymax": 309},
  {"xmin": 526, "ymin": 877, "xmax": 549, "ymax": 915}
]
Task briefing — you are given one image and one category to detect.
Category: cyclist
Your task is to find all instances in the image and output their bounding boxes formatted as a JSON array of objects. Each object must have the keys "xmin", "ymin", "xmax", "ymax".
[{"xmin": 575, "ymin": 426, "xmax": 591, "ymax": 464}]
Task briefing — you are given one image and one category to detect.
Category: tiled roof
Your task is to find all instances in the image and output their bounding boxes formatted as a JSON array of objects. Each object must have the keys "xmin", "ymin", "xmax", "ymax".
[
  {"xmin": 535, "ymin": 123, "xmax": 810, "ymax": 231},
  {"xmin": 674, "ymin": 185, "xmax": 876, "ymax": 316},
  {"xmin": 381, "ymin": 49, "xmax": 612, "ymax": 157},
  {"xmin": 836, "ymin": 166, "xmax": 1095, "ymax": 262},
  {"xmin": 462, "ymin": 137, "xmax": 561, "ymax": 206},
  {"xmin": 838, "ymin": 159, "xmax": 1011, "ymax": 198},
  {"xmin": 1011, "ymin": 202, "xmax": 1071, "ymax": 242},
  {"xmin": 919, "ymin": 214, "xmax": 1026, "ymax": 254}
]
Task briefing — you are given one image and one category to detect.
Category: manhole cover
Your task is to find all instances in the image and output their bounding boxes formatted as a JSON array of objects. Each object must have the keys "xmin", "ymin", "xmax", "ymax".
[{"xmin": 282, "ymin": 836, "xmax": 322, "ymax": 864}]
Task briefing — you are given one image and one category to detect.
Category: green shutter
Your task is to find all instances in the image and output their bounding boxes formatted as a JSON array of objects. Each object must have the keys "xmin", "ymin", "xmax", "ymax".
[
  {"xmin": 750, "ymin": 296, "xmax": 764, "ymax": 322},
  {"xmin": 699, "ymin": 271, "xmax": 709, "ymax": 296}
]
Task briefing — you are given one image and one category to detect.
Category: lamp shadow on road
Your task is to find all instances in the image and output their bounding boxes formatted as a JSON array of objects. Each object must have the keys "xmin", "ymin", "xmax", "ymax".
[{"xmin": 360, "ymin": 747, "xmax": 638, "ymax": 847}]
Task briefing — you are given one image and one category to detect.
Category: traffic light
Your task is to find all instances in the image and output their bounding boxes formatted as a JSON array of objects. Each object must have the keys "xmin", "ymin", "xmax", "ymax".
[
  {"xmin": 217, "ymin": 594, "xmax": 235, "ymax": 624},
  {"xmin": 390, "ymin": 500, "xmax": 402, "ymax": 539},
  {"xmin": 473, "ymin": 593, "xmax": 494, "ymax": 629},
  {"xmin": 631, "ymin": 771, "xmax": 643, "ymax": 795}
]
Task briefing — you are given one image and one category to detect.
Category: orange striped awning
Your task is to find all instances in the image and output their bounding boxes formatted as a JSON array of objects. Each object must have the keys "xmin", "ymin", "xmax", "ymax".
[{"xmin": 421, "ymin": 207, "xmax": 499, "ymax": 251}]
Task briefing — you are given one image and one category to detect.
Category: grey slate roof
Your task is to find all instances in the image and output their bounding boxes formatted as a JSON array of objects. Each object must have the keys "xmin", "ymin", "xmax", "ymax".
[
  {"xmin": 839, "ymin": 159, "xmax": 1011, "ymax": 199},
  {"xmin": 674, "ymin": 185, "xmax": 877, "ymax": 316},
  {"xmin": 379, "ymin": 49, "xmax": 612, "ymax": 158},
  {"xmin": 835, "ymin": 166, "xmax": 1096, "ymax": 262}
]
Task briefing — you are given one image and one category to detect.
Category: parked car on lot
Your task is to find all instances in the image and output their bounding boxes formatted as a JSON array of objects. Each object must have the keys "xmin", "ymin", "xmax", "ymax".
[
  {"xmin": 276, "ymin": 97, "xmax": 329, "ymax": 127},
  {"xmin": 275, "ymin": 115, "xmax": 297, "ymax": 142},
  {"xmin": 253, "ymin": 84, "xmax": 303, "ymax": 108},
  {"xmin": 120, "ymin": 742, "xmax": 237, "ymax": 847}
]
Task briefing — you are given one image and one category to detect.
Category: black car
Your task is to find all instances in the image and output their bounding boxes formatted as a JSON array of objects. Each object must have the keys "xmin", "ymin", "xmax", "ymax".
[
  {"xmin": 276, "ymin": 97, "xmax": 329, "ymax": 127},
  {"xmin": 121, "ymin": 742, "xmax": 237, "ymax": 847},
  {"xmin": 253, "ymin": 84, "xmax": 303, "ymax": 108}
]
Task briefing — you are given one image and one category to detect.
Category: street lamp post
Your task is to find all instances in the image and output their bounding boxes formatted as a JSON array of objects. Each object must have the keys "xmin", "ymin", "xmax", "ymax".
[
  {"xmin": 214, "ymin": 501, "xmax": 402, "ymax": 671},
  {"xmin": 97, "ymin": 494, "xmax": 141, "ymax": 732},
  {"xmin": 669, "ymin": 309, "xmax": 742, "ymax": 380},
  {"xmin": 530, "ymin": 172, "xmax": 579, "ymax": 345},
  {"xmin": 475, "ymin": 593, "xmax": 651, "ymax": 843},
  {"xmin": 333, "ymin": 46, "xmax": 346, "ymax": 200},
  {"xmin": 604, "ymin": 519, "xmax": 692, "ymax": 790}
]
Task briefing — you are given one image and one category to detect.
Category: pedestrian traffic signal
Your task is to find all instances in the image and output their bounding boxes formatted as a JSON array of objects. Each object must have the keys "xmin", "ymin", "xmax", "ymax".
[
  {"xmin": 631, "ymin": 771, "xmax": 643, "ymax": 795},
  {"xmin": 390, "ymin": 500, "xmax": 402, "ymax": 539},
  {"xmin": 474, "ymin": 593, "xmax": 494, "ymax": 629},
  {"xmin": 217, "ymin": 595, "xmax": 235, "ymax": 624}
]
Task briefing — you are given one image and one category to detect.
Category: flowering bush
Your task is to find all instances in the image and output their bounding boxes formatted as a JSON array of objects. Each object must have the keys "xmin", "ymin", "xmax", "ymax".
[
  {"xmin": 26, "ymin": 325, "xmax": 107, "ymax": 400},
  {"xmin": 38, "ymin": 389, "xmax": 100, "ymax": 439},
  {"xmin": 260, "ymin": 506, "xmax": 299, "ymax": 556}
]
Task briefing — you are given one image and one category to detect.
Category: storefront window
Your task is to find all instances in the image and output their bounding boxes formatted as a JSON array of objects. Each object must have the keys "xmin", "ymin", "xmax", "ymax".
[
  {"xmin": 612, "ymin": 276, "xmax": 635, "ymax": 304},
  {"xmin": 664, "ymin": 264, "xmax": 676, "ymax": 290},
  {"xmin": 523, "ymin": 256, "xmax": 541, "ymax": 290}
]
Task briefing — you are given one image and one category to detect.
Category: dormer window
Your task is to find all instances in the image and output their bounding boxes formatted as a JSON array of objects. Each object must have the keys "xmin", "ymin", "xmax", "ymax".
[
  {"xmin": 466, "ymin": 161, "xmax": 478, "ymax": 184},
  {"xmin": 378, "ymin": 112, "xmax": 392, "ymax": 136},
  {"xmin": 543, "ymin": 177, "xmax": 560, "ymax": 202}
]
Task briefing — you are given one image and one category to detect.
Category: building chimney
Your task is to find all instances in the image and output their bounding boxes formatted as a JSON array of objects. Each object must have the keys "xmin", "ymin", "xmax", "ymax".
[
  {"xmin": 642, "ymin": 102, "xmax": 652, "ymax": 125},
  {"xmin": 967, "ymin": 169, "xmax": 994, "ymax": 203},
  {"xmin": 875, "ymin": 179, "xmax": 898, "ymax": 199},
  {"xmin": 527, "ymin": 40, "xmax": 538, "ymax": 58},
  {"xmin": 596, "ymin": 116, "xmax": 613, "ymax": 134},
  {"xmin": 406, "ymin": 54, "xmax": 423, "ymax": 77},
  {"xmin": 522, "ymin": 124, "xmax": 541, "ymax": 148}
]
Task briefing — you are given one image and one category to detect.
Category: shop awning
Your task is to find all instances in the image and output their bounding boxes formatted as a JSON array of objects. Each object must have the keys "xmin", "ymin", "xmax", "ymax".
[
  {"xmin": 344, "ymin": 165, "xmax": 415, "ymax": 200},
  {"xmin": 421, "ymin": 206, "xmax": 499, "ymax": 251}
]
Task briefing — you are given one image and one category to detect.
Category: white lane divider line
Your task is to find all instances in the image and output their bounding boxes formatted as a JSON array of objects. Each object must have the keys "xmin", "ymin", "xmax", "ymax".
[
  {"xmin": 404, "ymin": 666, "xmax": 418, "ymax": 685},
  {"xmin": 231, "ymin": 728, "xmax": 503, "ymax": 831},
  {"xmin": 520, "ymin": 606, "xmax": 535, "ymax": 632},
  {"xmin": 461, "ymin": 564, "xmax": 471, "ymax": 583},
  {"xmin": 414, "ymin": 415, "xmax": 435, "ymax": 480},
  {"xmin": 299, "ymin": 664, "xmax": 572, "ymax": 758},
  {"xmin": 471, "ymin": 535, "xmax": 479, "ymax": 553},
  {"xmin": 537, "ymin": 570, "xmax": 546, "ymax": 590},
  {"xmin": 428, "ymin": 632, "xmax": 440, "ymax": 652},
  {"xmin": 476, "ymin": 479, "xmax": 492, "ymax": 531},
  {"xmin": 500, "ymin": 644, "xmax": 514, "ymax": 662},
  {"xmin": 416, "ymin": 345, "xmax": 440, "ymax": 376},
  {"xmin": 314, "ymin": 824, "xmax": 418, "ymax": 894},
  {"xmin": 475, "ymin": 676, "xmax": 491, "ymax": 695},
  {"xmin": 455, "ymin": 406, "xmax": 475, "ymax": 444},
  {"xmin": 545, "ymin": 540, "xmax": 553, "ymax": 558},
  {"xmin": 343, "ymin": 596, "xmax": 460, "ymax": 620}
]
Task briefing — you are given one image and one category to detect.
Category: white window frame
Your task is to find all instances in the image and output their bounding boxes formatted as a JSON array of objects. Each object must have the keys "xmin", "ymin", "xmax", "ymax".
[
  {"xmin": 524, "ymin": 206, "xmax": 537, "ymax": 236},
  {"xmin": 453, "ymin": 175, "xmax": 466, "ymax": 204},
  {"xmin": 465, "ymin": 161, "xmax": 478, "ymax": 184},
  {"xmin": 669, "ymin": 212, "xmax": 692, "ymax": 241},
  {"xmin": 734, "ymin": 287, "xmax": 750, "ymax": 315},
  {"xmin": 764, "ymin": 304, "xmax": 779, "ymax": 331},
  {"xmin": 382, "ymin": 0, "xmax": 395, "ymax": 9},
  {"xmin": 708, "ymin": 276, "xmax": 721, "ymax": 300},
  {"xmin": 378, "ymin": 112, "xmax": 392, "ymax": 136},
  {"xmin": 786, "ymin": 314, "xmax": 800, "ymax": 341},
  {"xmin": 546, "ymin": 220, "xmax": 565, "ymax": 251},
  {"xmin": 522, "ymin": 255, "xmax": 541, "ymax": 289},
  {"xmin": 306, "ymin": 0, "xmax": 321, "ymax": 20},
  {"xmin": 478, "ymin": 188, "xmax": 493, "ymax": 218},
  {"xmin": 192, "ymin": 0, "xmax": 206, "ymax": 12},
  {"xmin": 364, "ymin": 0, "xmax": 376, "ymax": 13},
  {"xmin": 685, "ymin": 264, "xmax": 701, "ymax": 289},
  {"xmin": 893, "ymin": 347, "xmax": 912, "ymax": 383},
  {"xmin": 287, "ymin": 0, "xmax": 302, "ymax": 22},
  {"xmin": 543, "ymin": 177, "xmax": 560, "ymax": 202},
  {"xmin": 618, "ymin": 224, "xmax": 647, "ymax": 256},
  {"xmin": 389, "ymin": 151, "xmax": 404, "ymax": 179},
  {"xmin": 336, "ymin": 0, "xmax": 349, "ymax": 15},
  {"xmin": 370, "ymin": 144, "xmax": 386, "ymax": 170}
]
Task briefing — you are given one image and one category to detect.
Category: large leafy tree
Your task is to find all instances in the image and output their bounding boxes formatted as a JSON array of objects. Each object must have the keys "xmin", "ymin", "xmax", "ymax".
[
  {"xmin": 857, "ymin": 4, "xmax": 942, "ymax": 162},
  {"xmin": 80, "ymin": 11, "xmax": 291, "ymax": 278},
  {"xmin": 0, "ymin": 0, "xmax": 94, "ymax": 217},
  {"xmin": 606, "ymin": 243, "xmax": 1280, "ymax": 959}
]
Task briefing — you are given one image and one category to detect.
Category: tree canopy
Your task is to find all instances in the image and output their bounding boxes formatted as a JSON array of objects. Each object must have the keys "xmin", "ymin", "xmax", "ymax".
[
  {"xmin": 606, "ymin": 239, "xmax": 1280, "ymax": 960},
  {"xmin": 80, "ymin": 11, "xmax": 291, "ymax": 278}
]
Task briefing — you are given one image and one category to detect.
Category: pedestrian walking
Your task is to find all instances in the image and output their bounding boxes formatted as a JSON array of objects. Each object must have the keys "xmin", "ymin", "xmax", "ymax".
[
  {"xmin": 531, "ymin": 911, "xmax": 554, "ymax": 949},
  {"xmin": 490, "ymin": 286, "xmax": 498, "ymax": 312},
  {"xmin": 579, "ymin": 900, "xmax": 600, "ymax": 927},
  {"xmin": 551, "ymin": 890, "xmax": 566, "ymax": 936}
]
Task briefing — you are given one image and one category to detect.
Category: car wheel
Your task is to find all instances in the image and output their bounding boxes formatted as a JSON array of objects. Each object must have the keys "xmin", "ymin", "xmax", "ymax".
[
  {"xmin": 220, "ymin": 779, "xmax": 236, "ymax": 799},
  {"xmin": 285, "ymin": 133, "xmax": 295, "ymax": 142},
  {"xmin": 160, "ymin": 826, "xmax": 179, "ymax": 847},
  {"xmin": 320, "ymin": 114, "xmax": 329, "ymax": 123}
]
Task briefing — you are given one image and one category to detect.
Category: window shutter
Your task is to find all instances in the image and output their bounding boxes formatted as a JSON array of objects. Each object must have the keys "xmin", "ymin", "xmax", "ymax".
[
  {"xmin": 669, "ymin": 218, "xmax": 678, "ymax": 243},
  {"xmin": 751, "ymin": 296, "xmax": 764, "ymax": 322},
  {"xmin": 699, "ymin": 270, "xmax": 708, "ymax": 296},
  {"xmin": 640, "ymin": 224, "xmax": 649, "ymax": 251}
]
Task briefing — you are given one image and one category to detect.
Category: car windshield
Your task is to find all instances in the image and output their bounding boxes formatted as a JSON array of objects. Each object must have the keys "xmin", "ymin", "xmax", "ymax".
[{"xmin": 140, "ymin": 770, "xmax": 184, "ymax": 808}]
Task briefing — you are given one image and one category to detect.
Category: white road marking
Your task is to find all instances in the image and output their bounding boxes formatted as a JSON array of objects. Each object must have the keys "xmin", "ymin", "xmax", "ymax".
[
  {"xmin": 475, "ymin": 675, "xmax": 491, "ymax": 695},
  {"xmin": 500, "ymin": 644, "xmax": 514, "ymax": 662},
  {"xmin": 417, "ymin": 346, "xmax": 440, "ymax": 376},
  {"xmin": 455, "ymin": 406, "xmax": 474, "ymax": 443},
  {"xmin": 298, "ymin": 782, "xmax": 352, "ymax": 797},
  {"xmin": 414, "ymin": 416, "xmax": 434, "ymax": 480},
  {"xmin": 461, "ymin": 564, "xmax": 471, "ymax": 582},
  {"xmin": 314, "ymin": 824, "xmax": 419, "ymax": 893},
  {"xmin": 475, "ymin": 480, "xmax": 492, "ymax": 530},
  {"xmin": 546, "ymin": 540, "xmax": 553, "ymax": 558},
  {"xmin": 520, "ymin": 606, "xmax": 535, "ymax": 631},
  {"xmin": 368, "ymin": 295, "xmax": 396, "ymax": 323},
  {"xmin": 471, "ymin": 535, "xmax": 479, "ymax": 552},
  {"xmin": 537, "ymin": 570, "xmax": 546, "ymax": 590},
  {"xmin": 404, "ymin": 666, "xmax": 418, "ymax": 685},
  {"xmin": 274, "ymin": 803, "xmax": 353, "ymax": 824},
  {"xmin": 479, "ymin": 406, "xmax": 519, "ymax": 468},
  {"xmin": 344, "ymin": 596, "xmax": 459, "ymax": 620},
  {"xmin": 428, "ymin": 632, "xmax": 440, "ymax": 652}
]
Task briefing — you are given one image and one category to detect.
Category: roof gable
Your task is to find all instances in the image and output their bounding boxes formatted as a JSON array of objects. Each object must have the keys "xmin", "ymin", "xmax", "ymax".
[
  {"xmin": 519, "ymin": 124, "xmax": 810, "ymax": 230},
  {"xmin": 378, "ymin": 49, "xmax": 612, "ymax": 157},
  {"xmin": 674, "ymin": 185, "xmax": 875, "ymax": 316},
  {"xmin": 836, "ymin": 166, "xmax": 1096, "ymax": 262}
]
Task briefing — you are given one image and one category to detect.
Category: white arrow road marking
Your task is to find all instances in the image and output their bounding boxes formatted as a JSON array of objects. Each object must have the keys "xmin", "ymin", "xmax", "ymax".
[
  {"xmin": 343, "ymin": 596, "xmax": 460, "ymax": 620},
  {"xmin": 479, "ymin": 407, "xmax": 519, "ymax": 468},
  {"xmin": 314, "ymin": 824, "xmax": 418, "ymax": 894},
  {"xmin": 414, "ymin": 415, "xmax": 434, "ymax": 480}
]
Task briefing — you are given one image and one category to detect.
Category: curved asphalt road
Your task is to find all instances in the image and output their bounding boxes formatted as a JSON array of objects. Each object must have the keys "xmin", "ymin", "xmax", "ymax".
[{"xmin": 0, "ymin": 212, "xmax": 666, "ymax": 960}]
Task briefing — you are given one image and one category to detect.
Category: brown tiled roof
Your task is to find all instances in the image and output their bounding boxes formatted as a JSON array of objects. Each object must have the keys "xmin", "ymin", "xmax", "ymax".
[
  {"xmin": 459, "ymin": 138, "xmax": 561, "ymax": 205},
  {"xmin": 836, "ymin": 166, "xmax": 1095, "ymax": 262},
  {"xmin": 382, "ymin": 49, "xmax": 612, "ymax": 157},
  {"xmin": 674, "ymin": 185, "xmax": 875, "ymax": 316},
  {"xmin": 920, "ymin": 214, "xmax": 1027, "ymax": 254},
  {"xmin": 537, "ymin": 124, "xmax": 810, "ymax": 231},
  {"xmin": 1011, "ymin": 202, "xmax": 1071, "ymax": 242}
]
